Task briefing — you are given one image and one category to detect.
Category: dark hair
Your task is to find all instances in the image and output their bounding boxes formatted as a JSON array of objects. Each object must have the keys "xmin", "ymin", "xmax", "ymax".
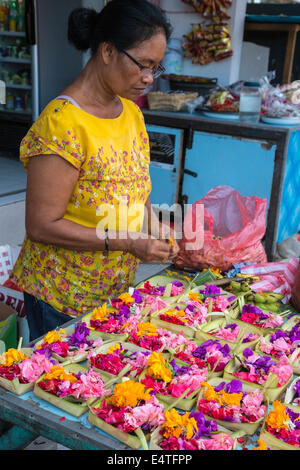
[{"xmin": 68, "ymin": 0, "xmax": 172, "ymax": 55}]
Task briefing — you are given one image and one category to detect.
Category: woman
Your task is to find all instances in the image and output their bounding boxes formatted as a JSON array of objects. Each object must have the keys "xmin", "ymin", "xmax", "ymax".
[{"xmin": 10, "ymin": 0, "xmax": 178, "ymax": 340}]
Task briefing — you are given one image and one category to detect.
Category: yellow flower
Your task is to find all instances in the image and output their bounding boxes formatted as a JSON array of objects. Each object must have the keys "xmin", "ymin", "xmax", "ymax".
[
  {"xmin": 108, "ymin": 380, "xmax": 151, "ymax": 408},
  {"xmin": 162, "ymin": 409, "xmax": 198, "ymax": 440},
  {"xmin": 188, "ymin": 292, "xmax": 202, "ymax": 303},
  {"xmin": 118, "ymin": 293, "xmax": 135, "ymax": 304},
  {"xmin": 168, "ymin": 238, "xmax": 175, "ymax": 248},
  {"xmin": 0, "ymin": 348, "xmax": 29, "ymax": 367},
  {"xmin": 163, "ymin": 309, "xmax": 188, "ymax": 324},
  {"xmin": 252, "ymin": 439, "xmax": 268, "ymax": 451},
  {"xmin": 147, "ymin": 352, "xmax": 172, "ymax": 383},
  {"xmin": 220, "ymin": 390, "xmax": 243, "ymax": 407},
  {"xmin": 40, "ymin": 329, "xmax": 66, "ymax": 346},
  {"xmin": 266, "ymin": 401, "xmax": 289, "ymax": 430},
  {"xmin": 106, "ymin": 343, "xmax": 123, "ymax": 355},
  {"xmin": 136, "ymin": 322, "xmax": 158, "ymax": 339},
  {"xmin": 91, "ymin": 303, "xmax": 115, "ymax": 322},
  {"xmin": 42, "ymin": 365, "xmax": 78, "ymax": 384},
  {"xmin": 201, "ymin": 381, "xmax": 242, "ymax": 407}
]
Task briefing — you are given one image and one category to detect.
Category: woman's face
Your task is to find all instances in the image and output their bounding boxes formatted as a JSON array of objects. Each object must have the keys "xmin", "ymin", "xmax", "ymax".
[{"xmin": 101, "ymin": 31, "xmax": 167, "ymax": 100}]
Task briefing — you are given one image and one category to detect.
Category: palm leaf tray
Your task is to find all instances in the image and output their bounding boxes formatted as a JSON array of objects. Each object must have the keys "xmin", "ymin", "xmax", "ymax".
[
  {"xmin": 33, "ymin": 363, "xmax": 115, "ymax": 418},
  {"xmin": 223, "ymin": 354, "xmax": 294, "ymax": 403},
  {"xmin": 0, "ymin": 348, "xmax": 35, "ymax": 395},
  {"xmin": 195, "ymin": 376, "xmax": 268, "ymax": 436},
  {"xmin": 149, "ymin": 423, "xmax": 244, "ymax": 451},
  {"xmin": 259, "ymin": 403, "xmax": 300, "ymax": 451}
]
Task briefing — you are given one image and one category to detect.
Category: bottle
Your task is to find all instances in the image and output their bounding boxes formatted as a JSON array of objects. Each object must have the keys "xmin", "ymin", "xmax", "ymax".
[
  {"xmin": 0, "ymin": 0, "xmax": 6, "ymax": 31},
  {"xmin": 17, "ymin": 0, "xmax": 24, "ymax": 32},
  {"xmin": 8, "ymin": 0, "xmax": 18, "ymax": 32},
  {"xmin": 239, "ymin": 82, "xmax": 262, "ymax": 124}
]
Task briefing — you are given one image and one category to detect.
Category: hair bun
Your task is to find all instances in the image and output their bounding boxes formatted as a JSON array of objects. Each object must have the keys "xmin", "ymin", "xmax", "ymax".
[{"xmin": 68, "ymin": 8, "xmax": 98, "ymax": 51}]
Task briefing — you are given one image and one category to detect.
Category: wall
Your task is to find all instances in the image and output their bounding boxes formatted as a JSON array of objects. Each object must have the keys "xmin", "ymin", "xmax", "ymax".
[{"xmin": 161, "ymin": 0, "xmax": 247, "ymax": 85}]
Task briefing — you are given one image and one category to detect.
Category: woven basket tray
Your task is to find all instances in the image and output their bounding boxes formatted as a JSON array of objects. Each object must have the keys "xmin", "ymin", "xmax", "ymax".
[
  {"xmin": 259, "ymin": 403, "xmax": 300, "ymax": 450},
  {"xmin": 196, "ymin": 376, "xmax": 267, "ymax": 436},
  {"xmin": 0, "ymin": 348, "xmax": 34, "ymax": 395},
  {"xmin": 147, "ymin": 91, "xmax": 198, "ymax": 112}
]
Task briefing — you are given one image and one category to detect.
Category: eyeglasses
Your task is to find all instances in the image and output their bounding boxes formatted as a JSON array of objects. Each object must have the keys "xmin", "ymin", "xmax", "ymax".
[{"xmin": 120, "ymin": 49, "xmax": 165, "ymax": 79}]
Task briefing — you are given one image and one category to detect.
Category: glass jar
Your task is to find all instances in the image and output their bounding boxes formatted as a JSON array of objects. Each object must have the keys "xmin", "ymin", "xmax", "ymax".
[{"xmin": 239, "ymin": 82, "xmax": 262, "ymax": 124}]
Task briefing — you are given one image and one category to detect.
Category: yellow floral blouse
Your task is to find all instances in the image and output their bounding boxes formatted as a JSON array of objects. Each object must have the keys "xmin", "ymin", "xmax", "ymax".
[{"xmin": 10, "ymin": 97, "xmax": 151, "ymax": 317}]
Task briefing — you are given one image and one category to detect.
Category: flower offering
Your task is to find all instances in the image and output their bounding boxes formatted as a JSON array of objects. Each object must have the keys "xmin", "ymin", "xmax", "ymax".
[
  {"xmin": 140, "ymin": 352, "xmax": 208, "ymax": 406},
  {"xmin": 0, "ymin": 348, "xmax": 53, "ymax": 385},
  {"xmin": 175, "ymin": 339, "xmax": 233, "ymax": 374},
  {"xmin": 88, "ymin": 342, "xmax": 150, "ymax": 378},
  {"xmin": 36, "ymin": 323, "xmax": 103, "ymax": 360},
  {"xmin": 89, "ymin": 380, "xmax": 165, "ymax": 449},
  {"xmin": 240, "ymin": 304, "xmax": 284, "ymax": 330},
  {"xmin": 258, "ymin": 324, "xmax": 300, "ymax": 364},
  {"xmin": 262, "ymin": 401, "xmax": 300, "ymax": 449},
  {"xmin": 232, "ymin": 348, "xmax": 293, "ymax": 388},
  {"xmin": 152, "ymin": 408, "xmax": 236, "ymax": 450},
  {"xmin": 197, "ymin": 379, "xmax": 267, "ymax": 433}
]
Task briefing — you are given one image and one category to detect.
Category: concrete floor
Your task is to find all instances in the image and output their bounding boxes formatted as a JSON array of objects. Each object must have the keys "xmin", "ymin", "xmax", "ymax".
[{"xmin": 23, "ymin": 261, "xmax": 169, "ymax": 450}]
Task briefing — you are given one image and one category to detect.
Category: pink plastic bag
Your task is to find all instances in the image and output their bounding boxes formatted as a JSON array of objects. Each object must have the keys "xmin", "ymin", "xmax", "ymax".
[{"xmin": 175, "ymin": 185, "xmax": 268, "ymax": 272}]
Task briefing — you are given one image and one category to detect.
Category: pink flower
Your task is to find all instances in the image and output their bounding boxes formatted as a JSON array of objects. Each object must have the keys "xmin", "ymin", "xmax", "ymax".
[
  {"xmin": 18, "ymin": 353, "xmax": 53, "ymax": 383},
  {"xmin": 201, "ymin": 433, "xmax": 235, "ymax": 450}
]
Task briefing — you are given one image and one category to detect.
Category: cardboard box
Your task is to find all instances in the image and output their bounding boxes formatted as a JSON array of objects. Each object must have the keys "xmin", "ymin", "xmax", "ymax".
[{"xmin": 0, "ymin": 302, "xmax": 17, "ymax": 349}]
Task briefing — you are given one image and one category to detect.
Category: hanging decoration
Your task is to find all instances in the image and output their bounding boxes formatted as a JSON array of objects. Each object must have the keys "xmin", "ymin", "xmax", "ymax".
[
  {"xmin": 182, "ymin": 0, "xmax": 232, "ymax": 20},
  {"xmin": 181, "ymin": 0, "xmax": 233, "ymax": 65}
]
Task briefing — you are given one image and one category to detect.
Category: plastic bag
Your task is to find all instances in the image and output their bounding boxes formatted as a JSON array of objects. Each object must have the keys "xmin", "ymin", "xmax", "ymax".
[
  {"xmin": 175, "ymin": 185, "xmax": 268, "ymax": 272},
  {"xmin": 291, "ymin": 259, "xmax": 300, "ymax": 312},
  {"xmin": 260, "ymin": 74, "xmax": 300, "ymax": 118}
]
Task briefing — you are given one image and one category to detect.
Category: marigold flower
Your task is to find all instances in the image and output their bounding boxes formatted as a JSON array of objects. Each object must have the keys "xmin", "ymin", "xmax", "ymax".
[
  {"xmin": 91, "ymin": 303, "xmax": 115, "ymax": 322},
  {"xmin": 252, "ymin": 439, "xmax": 268, "ymax": 451},
  {"xmin": 162, "ymin": 409, "xmax": 198, "ymax": 440},
  {"xmin": 39, "ymin": 329, "xmax": 66, "ymax": 346},
  {"xmin": 189, "ymin": 292, "xmax": 201, "ymax": 302},
  {"xmin": 42, "ymin": 365, "xmax": 78, "ymax": 384},
  {"xmin": 108, "ymin": 380, "xmax": 151, "ymax": 408},
  {"xmin": 0, "ymin": 348, "xmax": 29, "ymax": 367},
  {"xmin": 136, "ymin": 322, "xmax": 158, "ymax": 339},
  {"xmin": 106, "ymin": 343, "xmax": 123, "ymax": 355},
  {"xmin": 266, "ymin": 401, "xmax": 289, "ymax": 430},
  {"xmin": 118, "ymin": 293, "xmax": 135, "ymax": 305},
  {"xmin": 147, "ymin": 352, "xmax": 172, "ymax": 383}
]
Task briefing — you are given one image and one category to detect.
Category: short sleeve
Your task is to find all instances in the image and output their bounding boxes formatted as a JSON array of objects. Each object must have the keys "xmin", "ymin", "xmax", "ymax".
[{"xmin": 20, "ymin": 100, "xmax": 86, "ymax": 170}]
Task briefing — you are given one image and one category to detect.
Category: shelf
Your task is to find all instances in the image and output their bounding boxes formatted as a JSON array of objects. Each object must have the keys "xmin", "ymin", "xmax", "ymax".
[
  {"xmin": 0, "ymin": 31, "xmax": 26, "ymax": 37},
  {"xmin": 0, "ymin": 108, "xmax": 32, "ymax": 118},
  {"xmin": 0, "ymin": 57, "xmax": 31, "ymax": 64},
  {"xmin": 5, "ymin": 83, "xmax": 31, "ymax": 90}
]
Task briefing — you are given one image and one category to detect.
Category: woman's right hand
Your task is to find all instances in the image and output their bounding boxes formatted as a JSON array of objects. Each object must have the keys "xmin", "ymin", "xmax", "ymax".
[{"xmin": 126, "ymin": 233, "xmax": 176, "ymax": 263}]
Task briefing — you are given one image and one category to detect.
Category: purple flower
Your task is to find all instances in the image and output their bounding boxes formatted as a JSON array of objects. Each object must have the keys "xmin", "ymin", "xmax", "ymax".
[
  {"xmin": 172, "ymin": 280, "xmax": 183, "ymax": 287},
  {"xmin": 289, "ymin": 325, "xmax": 300, "ymax": 344},
  {"xmin": 225, "ymin": 323, "xmax": 238, "ymax": 331},
  {"xmin": 193, "ymin": 340, "xmax": 231, "ymax": 359},
  {"xmin": 170, "ymin": 359, "xmax": 190, "ymax": 376},
  {"xmin": 286, "ymin": 407, "xmax": 300, "ymax": 429},
  {"xmin": 243, "ymin": 348, "xmax": 255, "ymax": 359},
  {"xmin": 67, "ymin": 322, "xmax": 91, "ymax": 347},
  {"xmin": 132, "ymin": 289, "xmax": 143, "ymax": 304},
  {"xmin": 189, "ymin": 411, "xmax": 218, "ymax": 438},
  {"xmin": 242, "ymin": 304, "xmax": 269, "ymax": 320},
  {"xmin": 294, "ymin": 378, "xmax": 300, "ymax": 398},
  {"xmin": 270, "ymin": 330, "xmax": 289, "ymax": 343},
  {"xmin": 199, "ymin": 284, "xmax": 221, "ymax": 296},
  {"xmin": 226, "ymin": 379, "xmax": 243, "ymax": 394}
]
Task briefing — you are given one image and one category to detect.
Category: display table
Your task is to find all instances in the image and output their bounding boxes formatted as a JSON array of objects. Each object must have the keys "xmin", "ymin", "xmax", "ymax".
[{"xmin": 143, "ymin": 109, "xmax": 300, "ymax": 262}]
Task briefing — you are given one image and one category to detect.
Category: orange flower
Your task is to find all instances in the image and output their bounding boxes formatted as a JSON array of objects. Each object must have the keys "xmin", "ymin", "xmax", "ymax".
[
  {"xmin": 168, "ymin": 238, "xmax": 175, "ymax": 248},
  {"xmin": 201, "ymin": 382, "xmax": 242, "ymax": 407},
  {"xmin": 188, "ymin": 291, "xmax": 202, "ymax": 303},
  {"xmin": 91, "ymin": 303, "xmax": 116, "ymax": 322},
  {"xmin": 42, "ymin": 365, "xmax": 78, "ymax": 384},
  {"xmin": 162, "ymin": 409, "xmax": 198, "ymax": 440},
  {"xmin": 118, "ymin": 293, "xmax": 135, "ymax": 304},
  {"xmin": 147, "ymin": 352, "xmax": 172, "ymax": 383},
  {"xmin": 136, "ymin": 322, "xmax": 158, "ymax": 339},
  {"xmin": 108, "ymin": 380, "xmax": 151, "ymax": 408},
  {"xmin": 266, "ymin": 401, "xmax": 289, "ymax": 430},
  {"xmin": 252, "ymin": 439, "xmax": 268, "ymax": 451},
  {"xmin": 0, "ymin": 348, "xmax": 29, "ymax": 367},
  {"xmin": 163, "ymin": 309, "xmax": 189, "ymax": 324},
  {"xmin": 39, "ymin": 329, "xmax": 66, "ymax": 346}
]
